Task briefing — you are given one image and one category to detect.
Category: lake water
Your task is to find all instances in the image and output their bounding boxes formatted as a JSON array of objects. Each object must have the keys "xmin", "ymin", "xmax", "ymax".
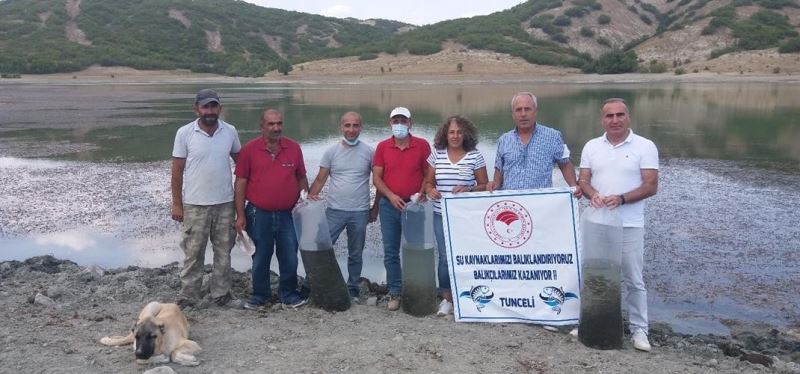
[{"xmin": 1, "ymin": 81, "xmax": 798, "ymax": 335}]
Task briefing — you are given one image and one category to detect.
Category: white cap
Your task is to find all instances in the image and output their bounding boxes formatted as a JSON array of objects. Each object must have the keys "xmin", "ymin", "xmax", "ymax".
[{"xmin": 389, "ymin": 107, "xmax": 411, "ymax": 119}]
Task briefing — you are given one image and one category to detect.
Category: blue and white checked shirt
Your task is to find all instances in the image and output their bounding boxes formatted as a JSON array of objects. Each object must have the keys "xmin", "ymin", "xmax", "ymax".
[{"xmin": 494, "ymin": 123, "xmax": 569, "ymax": 190}]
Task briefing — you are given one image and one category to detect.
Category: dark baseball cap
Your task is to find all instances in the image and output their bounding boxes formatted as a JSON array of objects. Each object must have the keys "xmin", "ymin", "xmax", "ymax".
[{"xmin": 195, "ymin": 89, "xmax": 220, "ymax": 105}]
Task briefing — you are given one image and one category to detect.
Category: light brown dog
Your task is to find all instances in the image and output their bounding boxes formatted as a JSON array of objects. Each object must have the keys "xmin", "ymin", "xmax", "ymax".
[{"xmin": 100, "ymin": 301, "xmax": 201, "ymax": 366}]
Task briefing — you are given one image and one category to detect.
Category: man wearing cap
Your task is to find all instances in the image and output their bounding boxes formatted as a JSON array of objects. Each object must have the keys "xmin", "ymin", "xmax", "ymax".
[
  {"xmin": 372, "ymin": 106, "xmax": 431, "ymax": 311},
  {"xmin": 234, "ymin": 109, "xmax": 309, "ymax": 309},
  {"xmin": 308, "ymin": 111, "xmax": 380, "ymax": 303},
  {"xmin": 171, "ymin": 88, "xmax": 243, "ymax": 309},
  {"xmin": 488, "ymin": 92, "xmax": 581, "ymax": 195}
]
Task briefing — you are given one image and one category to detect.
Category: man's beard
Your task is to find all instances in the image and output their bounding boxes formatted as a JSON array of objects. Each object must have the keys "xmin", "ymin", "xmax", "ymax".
[{"xmin": 200, "ymin": 114, "xmax": 218, "ymax": 126}]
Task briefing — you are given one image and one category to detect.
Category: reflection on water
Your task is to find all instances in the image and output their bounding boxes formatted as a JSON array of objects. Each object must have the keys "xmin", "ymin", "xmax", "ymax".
[
  {"xmin": 1, "ymin": 82, "xmax": 799, "ymax": 335},
  {"xmin": 1, "ymin": 82, "xmax": 798, "ymax": 169},
  {"xmin": 0, "ymin": 228, "xmax": 389, "ymax": 281}
]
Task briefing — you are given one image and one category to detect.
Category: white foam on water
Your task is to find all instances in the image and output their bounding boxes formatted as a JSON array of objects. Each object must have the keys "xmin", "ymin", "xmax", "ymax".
[{"xmin": 0, "ymin": 156, "xmax": 65, "ymax": 170}]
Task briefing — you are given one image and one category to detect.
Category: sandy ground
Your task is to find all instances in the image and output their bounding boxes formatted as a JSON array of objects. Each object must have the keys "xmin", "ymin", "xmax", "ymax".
[
  {"xmin": 1, "ymin": 256, "xmax": 798, "ymax": 374},
  {"xmin": 3, "ymin": 46, "xmax": 800, "ymax": 86}
]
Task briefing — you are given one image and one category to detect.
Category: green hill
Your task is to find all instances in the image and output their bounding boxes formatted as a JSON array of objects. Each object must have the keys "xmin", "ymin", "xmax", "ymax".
[
  {"xmin": 0, "ymin": 0, "xmax": 410, "ymax": 76},
  {"xmin": 1, "ymin": 0, "xmax": 799, "ymax": 76}
]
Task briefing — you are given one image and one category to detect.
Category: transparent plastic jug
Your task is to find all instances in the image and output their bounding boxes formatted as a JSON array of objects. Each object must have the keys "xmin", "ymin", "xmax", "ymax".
[
  {"xmin": 578, "ymin": 206, "xmax": 624, "ymax": 349},
  {"xmin": 400, "ymin": 195, "xmax": 437, "ymax": 316},
  {"xmin": 293, "ymin": 198, "xmax": 350, "ymax": 311}
]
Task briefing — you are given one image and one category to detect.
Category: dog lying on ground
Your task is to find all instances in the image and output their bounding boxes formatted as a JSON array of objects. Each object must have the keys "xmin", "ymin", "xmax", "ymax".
[{"xmin": 99, "ymin": 301, "xmax": 201, "ymax": 366}]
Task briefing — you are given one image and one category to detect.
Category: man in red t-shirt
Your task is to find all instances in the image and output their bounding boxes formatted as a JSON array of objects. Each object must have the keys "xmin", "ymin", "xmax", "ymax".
[
  {"xmin": 372, "ymin": 106, "xmax": 432, "ymax": 311},
  {"xmin": 234, "ymin": 109, "xmax": 310, "ymax": 309}
]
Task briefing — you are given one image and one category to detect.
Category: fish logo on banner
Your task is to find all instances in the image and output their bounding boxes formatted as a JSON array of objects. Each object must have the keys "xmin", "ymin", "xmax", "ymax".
[
  {"xmin": 539, "ymin": 286, "xmax": 578, "ymax": 315},
  {"xmin": 459, "ymin": 285, "xmax": 494, "ymax": 312},
  {"xmin": 483, "ymin": 200, "xmax": 533, "ymax": 248}
]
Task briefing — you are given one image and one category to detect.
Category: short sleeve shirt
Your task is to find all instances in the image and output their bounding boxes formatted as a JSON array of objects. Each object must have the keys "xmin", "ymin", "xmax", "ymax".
[
  {"xmin": 234, "ymin": 136, "xmax": 306, "ymax": 211},
  {"xmin": 172, "ymin": 119, "xmax": 241, "ymax": 205},
  {"xmin": 320, "ymin": 141, "xmax": 374, "ymax": 211},
  {"xmin": 427, "ymin": 148, "xmax": 486, "ymax": 214},
  {"xmin": 372, "ymin": 135, "xmax": 431, "ymax": 200},
  {"xmin": 494, "ymin": 124, "xmax": 569, "ymax": 190},
  {"xmin": 580, "ymin": 130, "xmax": 659, "ymax": 227}
]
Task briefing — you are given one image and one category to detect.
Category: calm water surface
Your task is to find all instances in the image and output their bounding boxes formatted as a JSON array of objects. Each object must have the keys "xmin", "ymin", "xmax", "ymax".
[{"xmin": 1, "ymin": 81, "xmax": 798, "ymax": 335}]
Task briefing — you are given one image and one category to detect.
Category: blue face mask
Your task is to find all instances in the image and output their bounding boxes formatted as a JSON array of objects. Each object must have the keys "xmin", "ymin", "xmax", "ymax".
[
  {"xmin": 392, "ymin": 124, "xmax": 409, "ymax": 139},
  {"xmin": 343, "ymin": 136, "xmax": 359, "ymax": 146}
]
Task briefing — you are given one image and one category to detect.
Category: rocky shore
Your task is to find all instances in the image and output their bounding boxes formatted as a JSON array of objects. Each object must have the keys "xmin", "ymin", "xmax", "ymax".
[{"xmin": 0, "ymin": 256, "xmax": 797, "ymax": 373}]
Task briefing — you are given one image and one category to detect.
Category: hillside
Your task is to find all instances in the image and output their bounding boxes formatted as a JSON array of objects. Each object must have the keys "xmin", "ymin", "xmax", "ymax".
[
  {"xmin": 1, "ymin": 0, "xmax": 800, "ymax": 76},
  {"xmin": 0, "ymin": 0, "xmax": 411, "ymax": 76}
]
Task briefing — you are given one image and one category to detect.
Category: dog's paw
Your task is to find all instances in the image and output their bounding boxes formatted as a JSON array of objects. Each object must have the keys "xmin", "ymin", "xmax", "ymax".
[
  {"xmin": 99, "ymin": 337, "xmax": 112, "ymax": 345},
  {"xmin": 174, "ymin": 352, "xmax": 200, "ymax": 366}
]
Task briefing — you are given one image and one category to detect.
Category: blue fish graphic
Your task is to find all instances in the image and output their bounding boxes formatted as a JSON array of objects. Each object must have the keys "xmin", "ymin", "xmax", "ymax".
[
  {"xmin": 459, "ymin": 285, "xmax": 494, "ymax": 312},
  {"xmin": 539, "ymin": 286, "xmax": 578, "ymax": 315}
]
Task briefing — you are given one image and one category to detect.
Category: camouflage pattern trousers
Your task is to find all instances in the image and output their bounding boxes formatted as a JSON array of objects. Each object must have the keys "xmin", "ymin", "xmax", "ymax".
[{"xmin": 179, "ymin": 202, "xmax": 236, "ymax": 301}]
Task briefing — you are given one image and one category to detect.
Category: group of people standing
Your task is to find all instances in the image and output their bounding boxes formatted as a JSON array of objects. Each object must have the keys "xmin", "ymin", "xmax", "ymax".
[{"xmin": 171, "ymin": 88, "xmax": 659, "ymax": 352}]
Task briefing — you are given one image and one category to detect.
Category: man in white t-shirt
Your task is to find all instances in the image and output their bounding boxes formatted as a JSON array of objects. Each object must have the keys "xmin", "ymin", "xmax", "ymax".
[
  {"xmin": 578, "ymin": 98, "xmax": 659, "ymax": 352},
  {"xmin": 171, "ymin": 89, "xmax": 242, "ymax": 309},
  {"xmin": 309, "ymin": 112, "xmax": 379, "ymax": 301}
]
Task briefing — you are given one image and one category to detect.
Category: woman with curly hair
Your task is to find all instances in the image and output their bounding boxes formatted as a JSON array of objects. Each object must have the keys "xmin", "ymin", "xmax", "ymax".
[{"xmin": 424, "ymin": 115, "xmax": 489, "ymax": 316}]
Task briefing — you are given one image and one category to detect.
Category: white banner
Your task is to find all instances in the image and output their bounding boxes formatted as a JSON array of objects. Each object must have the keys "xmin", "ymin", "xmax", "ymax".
[{"xmin": 441, "ymin": 187, "xmax": 581, "ymax": 325}]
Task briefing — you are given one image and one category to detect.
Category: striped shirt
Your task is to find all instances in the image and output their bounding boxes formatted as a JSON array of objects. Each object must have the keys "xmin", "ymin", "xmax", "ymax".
[
  {"xmin": 494, "ymin": 124, "xmax": 569, "ymax": 190},
  {"xmin": 427, "ymin": 148, "xmax": 486, "ymax": 214}
]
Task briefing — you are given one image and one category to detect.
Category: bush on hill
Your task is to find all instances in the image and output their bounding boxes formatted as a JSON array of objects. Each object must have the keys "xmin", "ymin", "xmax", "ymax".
[
  {"xmin": 778, "ymin": 37, "xmax": 800, "ymax": 53},
  {"xmin": 733, "ymin": 10, "xmax": 798, "ymax": 49},
  {"xmin": 583, "ymin": 50, "xmax": 637, "ymax": 74}
]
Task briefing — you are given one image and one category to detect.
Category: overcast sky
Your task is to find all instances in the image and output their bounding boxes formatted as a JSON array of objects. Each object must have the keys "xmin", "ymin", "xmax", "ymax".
[{"xmin": 246, "ymin": 1, "xmax": 526, "ymax": 26}]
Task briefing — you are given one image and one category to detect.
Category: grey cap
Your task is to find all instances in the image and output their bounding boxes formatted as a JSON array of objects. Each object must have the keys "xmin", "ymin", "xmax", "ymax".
[{"xmin": 195, "ymin": 89, "xmax": 220, "ymax": 105}]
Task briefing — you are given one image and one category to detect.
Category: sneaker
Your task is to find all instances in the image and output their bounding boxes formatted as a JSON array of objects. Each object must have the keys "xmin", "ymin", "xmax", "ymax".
[
  {"xmin": 436, "ymin": 300, "xmax": 454, "ymax": 316},
  {"xmin": 287, "ymin": 298, "xmax": 308, "ymax": 309},
  {"xmin": 542, "ymin": 325, "xmax": 559, "ymax": 332},
  {"xmin": 632, "ymin": 330, "xmax": 652, "ymax": 352},
  {"xmin": 243, "ymin": 299, "xmax": 265, "ymax": 310},
  {"xmin": 569, "ymin": 328, "xmax": 579, "ymax": 337},
  {"xmin": 387, "ymin": 295, "xmax": 401, "ymax": 311},
  {"xmin": 214, "ymin": 294, "xmax": 244, "ymax": 309}
]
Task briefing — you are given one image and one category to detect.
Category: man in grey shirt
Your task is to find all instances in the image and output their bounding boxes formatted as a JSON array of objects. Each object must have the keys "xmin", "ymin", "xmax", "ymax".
[{"xmin": 309, "ymin": 111, "xmax": 379, "ymax": 300}]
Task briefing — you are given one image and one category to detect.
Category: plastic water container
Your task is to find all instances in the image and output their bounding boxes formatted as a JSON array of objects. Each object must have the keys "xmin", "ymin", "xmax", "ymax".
[
  {"xmin": 292, "ymin": 198, "xmax": 350, "ymax": 312},
  {"xmin": 401, "ymin": 196, "xmax": 437, "ymax": 317},
  {"xmin": 578, "ymin": 206, "xmax": 624, "ymax": 350}
]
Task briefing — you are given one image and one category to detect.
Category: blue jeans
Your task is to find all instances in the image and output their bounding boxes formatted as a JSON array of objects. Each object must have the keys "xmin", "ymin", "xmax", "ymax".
[
  {"xmin": 433, "ymin": 213, "xmax": 451, "ymax": 294},
  {"xmin": 245, "ymin": 203, "xmax": 303, "ymax": 305},
  {"xmin": 326, "ymin": 208, "xmax": 368, "ymax": 297},
  {"xmin": 378, "ymin": 197, "xmax": 402, "ymax": 296}
]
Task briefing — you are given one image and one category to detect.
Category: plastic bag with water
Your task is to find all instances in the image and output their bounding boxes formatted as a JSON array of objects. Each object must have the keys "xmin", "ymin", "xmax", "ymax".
[
  {"xmin": 292, "ymin": 198, "xmax": 350, "ymax": 311},
  {"xmin": 578, "ymin": 206, "xmax": 623, "ymax": 350},
  {"xmin": 400, "ymin": 195, "xmax": 437, "ymax": 317}
]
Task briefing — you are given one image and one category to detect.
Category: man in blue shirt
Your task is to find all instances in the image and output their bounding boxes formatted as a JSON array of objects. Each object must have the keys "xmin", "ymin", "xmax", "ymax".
[{"xmin": 488, "ymin": 92, "xmax": 581, "ymax": 198}]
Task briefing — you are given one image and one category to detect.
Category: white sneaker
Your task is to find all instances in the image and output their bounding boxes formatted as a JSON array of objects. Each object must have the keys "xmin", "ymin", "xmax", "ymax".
[
  {"xmin": 436, "ymin": 300, "xmax": 454, "ymax": 316},
  {"xmin": 542, "ymin": 325, "xmax": 559, "ymax": 332},
  {"xmin": 632, "ymin": 330, "xmax": 651, "ymax": 352},
  {"xmin": 569, "ymin": 328, "xmax": 578, "ymax": 337}
]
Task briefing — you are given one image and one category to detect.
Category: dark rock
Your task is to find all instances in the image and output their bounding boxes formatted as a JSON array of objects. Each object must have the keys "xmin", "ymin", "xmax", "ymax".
[
  {"xmin": 24, "ymin": 255, "xmax": 76, "ymax": 274},
  {"xmin": 740, "ymin": 351, "xmax": 774, "ymax": 367}
]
